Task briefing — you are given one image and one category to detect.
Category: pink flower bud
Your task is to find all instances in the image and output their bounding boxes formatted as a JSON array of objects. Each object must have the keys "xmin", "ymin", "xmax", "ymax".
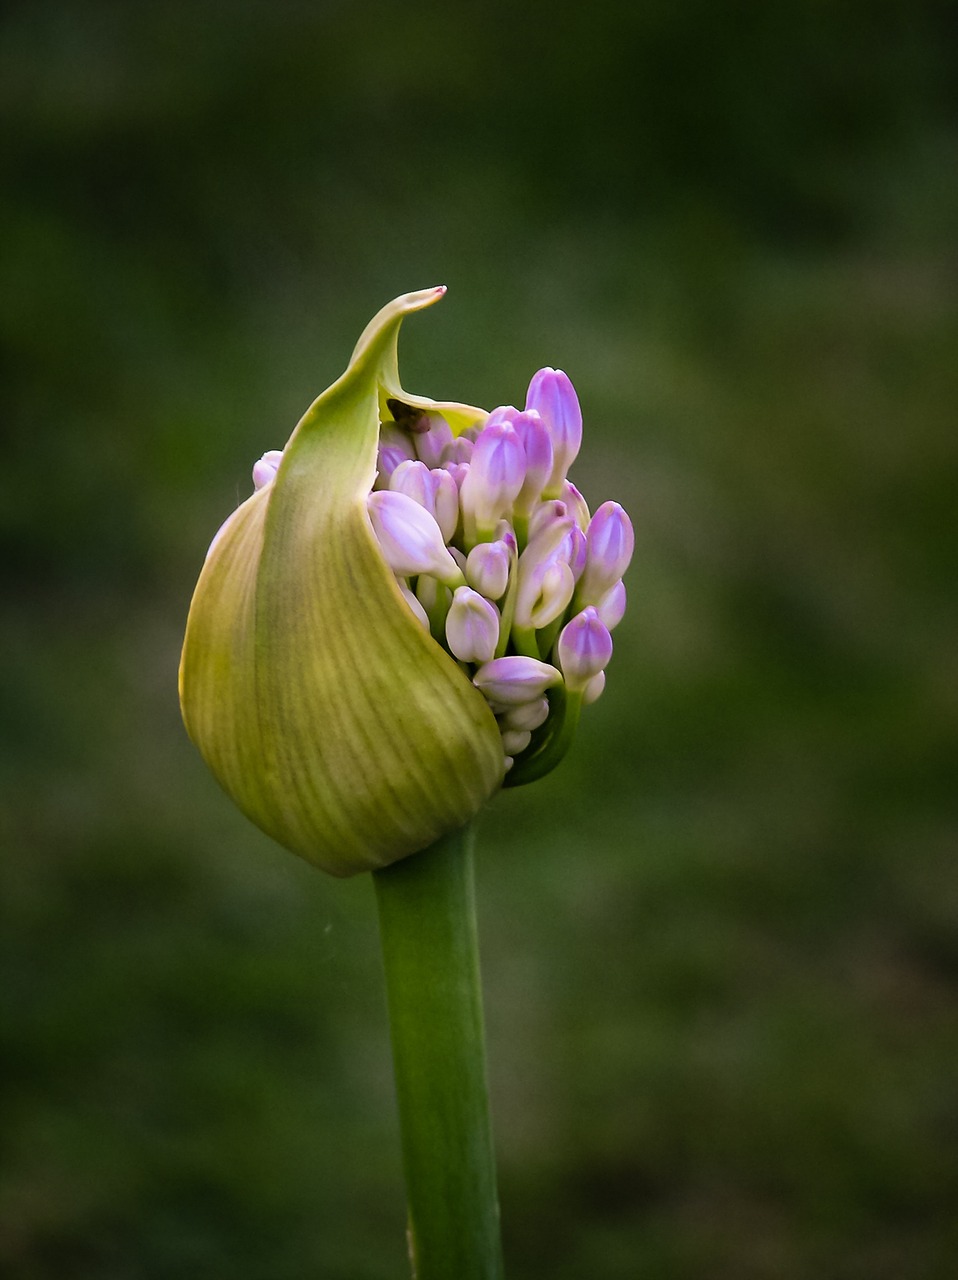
[
  {"xmin": 431, "ymin": 468, "xmax": 461, "ymax": 543},
  {"xmin": 557, "ymin": 607, "xmax": 613, "ymax": 692},
  {"xmin": 414, "ymin": 414, "xmax": 454, "ymax": 468},
  {"xmin": 252, "ymin": 449, "xmax": 283, "ymax": 491},
  {"xmin": 578, "ymin": 502, "xmax": 634, "ymax": 603},
  {"xmin": 560, "ymin": 480, "xmax": 591, "ymax": 531},
  {"xmin": 460, "ymin": 421, "xmax": 526, "ymax": 537},
  {"xmin": 445, "ymin": 461, "xmax": 470, "ymax": 490},
  {"xmin": 445, "ymin": 587, "xmax": 500, "ymax": 665},
  {"xmin": 440, "ymin": 436, "xmax": 474, "ymax": 466},
  {"xmin": 559, "ymin": 525, "xmax": 589, "ymax": 582},
  {"xmin": 525, "ymin": 367, "xmax": 582, "ymax": 497},
  {"xmin": 465, "ymin": 539, "xmax": 512, "ymax": 602},
  {"xmin": 472, "ymin": 656, "xmax": 561, "ymax": 709},
  {"xmin": 596, "ymin": 579, "xmax": 627, "ymax": 630},
  {"xmin": 375, "ymin": 444, "xmax": 413, "ymax": 489},
  {"xmin": 390, "ymin": 459, "xmax": 436, "ymax": 511},
  {"xmin": 515, "ymin": 555, "xmax": 575, "ymax": 630},
  {"xmin": 378, "ymin": 422, "xmax": 418, "ymax": 462},
  {"xmin": 483, "ymin": 405, "xmax": 520, "ymax": 429},
  {"xmin": 512, "ymin": 410, "xmax": 554, "ymax": 515},
  {"xmin": 528, "ymin": 499, "xmax": 568, "ymax": 541},
  {"xmin": 366, "ymin": 490, "xmax": 463, "ymax": 587}
]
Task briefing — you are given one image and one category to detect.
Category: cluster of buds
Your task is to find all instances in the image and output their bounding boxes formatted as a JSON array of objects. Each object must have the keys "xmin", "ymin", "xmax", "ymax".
[
  {"xmin": 254, "ymin": 371, "xmax": 632, "ymax": 779},
  {"xmin": 180, "ymin": 289, "xmax": 631, "ymax": 875}
]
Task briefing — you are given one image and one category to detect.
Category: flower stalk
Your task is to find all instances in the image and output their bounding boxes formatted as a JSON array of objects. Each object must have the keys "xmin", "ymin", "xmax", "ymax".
[{"xmin": 374, "ymin": 822, "xmax": 503, "ymax": 1280}]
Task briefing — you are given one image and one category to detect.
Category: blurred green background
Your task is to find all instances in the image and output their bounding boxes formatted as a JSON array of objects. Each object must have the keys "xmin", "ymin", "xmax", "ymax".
[{"xmin": 2, "ymin": 1, "xmax": 957, "ymax": 1276}]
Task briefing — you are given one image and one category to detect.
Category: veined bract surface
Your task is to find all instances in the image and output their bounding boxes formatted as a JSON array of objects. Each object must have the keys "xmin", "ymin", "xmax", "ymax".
[{"xmin": 179, "ymin": 288, "xmax": 506, "ymax": 877}]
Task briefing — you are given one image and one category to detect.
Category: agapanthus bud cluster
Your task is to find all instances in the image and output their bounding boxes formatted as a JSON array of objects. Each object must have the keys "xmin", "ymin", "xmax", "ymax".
[{"xmin": 252, "ymin": 368, "xmax": 632, "ymax": 779}]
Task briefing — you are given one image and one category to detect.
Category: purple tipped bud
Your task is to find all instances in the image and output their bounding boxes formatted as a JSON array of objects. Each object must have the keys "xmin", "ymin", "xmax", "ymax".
[
  {"xmin": 473, "ymin": 656, "xmax": 562, "ymax": 708},
  {"xmin": 460, "ymin": 421, "xmax": 527, "ymax": 537},
  {"xmin": 557, "ymin": 607, "xmax": 613, "ymax": 692},
  {"xmin": 579, "ymin": 502, "xmax": 634, "ymax": 603},
  {"xmin": 561, "ymin": 525, "xmax": 589, "ymax": 581},
  {"xmin": 500, "ymin": 728, "xmax": 531, "ymax": 756},
  {"xmin": 515, "ymin": 555, "xmax": 576, "ymax": 630},
  {"xmin": 522, "ymin": 505, "xmax": 575, "ymax": 570},
  {"xmin": 492, "ymin": 520, "xmax": 518, "ymax": 554},
  {"xmin": 366, "ymin": 490, "xmax": 464, "ymax": 587},
  {"xmin": 596, "ymin": 579, "xmax": 627, "ymax": 630},
  {"xmin": 415, "ymin": 415, "xmax": 454, "ymax": 468},
  {"xmin": 252, "ymin": 449, "xmax": 283, "ymax": 491},
  {"xmin": 525, "ymin": 367, "xmax": 582, "ymax": 497},
  {"xmin": 484, "ymin": 405, "xmax": 520, "ymax": 430},
  {"xmin": 500, "ymin": 696, "xmax": 550, "ymax": 733},
  {"xmin": 431, "ymin": 468, "xmax": 461, "ymax": 543},
  {"xmin": 528, "ymin": 499, "xmax": 568, "ymax": 541},
  {"xmin": 440, "ymin": 436, "xmax": 474, "ymax": 466},
  {"xmin": 465, "ymin": 539, "xmax": 512, "ymax": 601},
  {"xmin": 398, "ymin": 582, "xmax": 430, "ymax": 631},
  {"xmin": 512, "ymin": 410, "xmax": 554, "ymax": 514},
  {"xmin": 446, "ymin": 587, "xmax": 500, "ymax": 665},
  {"xmin": 583, "ymin": 670, "xmax": 606, "ymax": 705},
  {"xmin": 560, "ymin": 480, "xmax": 591, "ymax": 531}
]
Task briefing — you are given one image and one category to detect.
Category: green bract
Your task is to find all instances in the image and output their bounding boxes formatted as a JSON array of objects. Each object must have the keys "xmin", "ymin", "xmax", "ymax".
[{"xmin": 179, "ymin": 288, "xmax": 505, "ymax": 877}]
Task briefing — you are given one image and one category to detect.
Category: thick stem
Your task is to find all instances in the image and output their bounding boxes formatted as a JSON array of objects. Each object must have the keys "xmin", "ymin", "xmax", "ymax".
[{"xmin": 373, "ymin": 824, "xmax": 504, "ymax": 1280}]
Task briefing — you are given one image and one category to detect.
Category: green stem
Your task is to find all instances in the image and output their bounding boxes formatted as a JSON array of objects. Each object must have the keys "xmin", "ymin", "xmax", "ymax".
[{"xmin": 373, "ymin": 824, "xmax": 504, "ymax": 1280}]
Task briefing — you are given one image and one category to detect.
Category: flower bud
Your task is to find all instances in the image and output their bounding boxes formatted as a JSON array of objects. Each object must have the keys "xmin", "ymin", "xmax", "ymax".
[
  {"xmin": 528, "ymin": 499, "xmax": 568, "ymax": 542},
  {"xmin": 367, "ymin": 490, "xmax": 464, "ymax": 587},
  {"xmin": 441, "ymin": 435, "xmax": 474, "ymax": 466},
  {"xmin": 583, "ymin": 671, "xmax": 606, "ymax": 705},
  {"xmin": 512, "ymin": 410, "xmax": 553, "ymax": 516},
  {"xmin": 514, "ymin": 555, "xmax": 575, "ymax": 631},
  {"xmin": 446, "ymin": 587, "xmax": 500, "ymax": 665},
  {"xmin": 445, "ymin": 461, "xmax": 470, "ymax": 490},
  {"xmin": 180, "ymin": 289, "xmax": 503, "ymax": 876},
  {"xmin": 465, "ymin": 539, "xmax": 512, "ymax": 602},
  {"xmin": 578, "ymin": 501, "xmax": 635, "ymax": 603},
  {"xmin": 557, "ymin": 607, "xmax": 613, "ymax": 692},
  {"xmin": 414, "ymin": 414, "xmax": 454, "ymax": 468},
  {"xmin": 561, "ymin": 525, "xmax": 589, "ymax": 582},
  {"xmin": 499, "ymin": 697, "xmax": 550, "ymax": 733},
  {"xmin": 472, "ymin": 656, "xmax": 561, "ymax": 709},
  {"xmin": 484, "ymin": 405, "xmax": 520, "ymax": 429},
  {"xmin": 390, "ymin": 458, "xmax": 436, "ymax": 511},
  {"xmin": 560, "ymin": 480, "xmax": 591, "ymax": 531},
  {"xmin": 252, "ymin": 450, "xmax": 284, "ymax": 491},
  {"xmin": 378, "ymin": 422, "xmax": 419, "ymax": 463},
  {"xmin": 525, "ymin": 367, "xmax": 582, "ymax": 497},
  {"xmin": 596, "ymin": 579, "xmax": 627, "ymax": 630},
  {"xmin": 460, "ymin": 421, "xmax": 526, "ymax": 540},
  {"xmin": 375, "ymin": 444, "xmax": 412, "ymax": 488},
  {"xmin": 500, "ymin": 728, "xmax": 532, "ymax": 757},
  {"xmin": 431, "ymin": 468, "xmax": 461, "ymax": 543}
]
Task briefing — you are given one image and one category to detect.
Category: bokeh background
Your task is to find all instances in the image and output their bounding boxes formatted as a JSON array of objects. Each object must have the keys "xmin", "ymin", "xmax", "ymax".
[{"xmin": 2, "ymin": 2, "xmax": 957, "ymax": 1276}]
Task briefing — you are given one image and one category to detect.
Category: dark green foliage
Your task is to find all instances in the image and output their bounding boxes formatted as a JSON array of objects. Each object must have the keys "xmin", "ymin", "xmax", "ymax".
[{"xmin": 2, "ymin": 2, "xmax": 956, "ymax": 1276}]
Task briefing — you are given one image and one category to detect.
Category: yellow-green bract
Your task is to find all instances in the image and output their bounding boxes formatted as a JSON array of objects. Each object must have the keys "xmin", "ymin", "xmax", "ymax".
[{"xmin": 179, "ymin": 288, "xmax": 506, "ymax": 876}]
